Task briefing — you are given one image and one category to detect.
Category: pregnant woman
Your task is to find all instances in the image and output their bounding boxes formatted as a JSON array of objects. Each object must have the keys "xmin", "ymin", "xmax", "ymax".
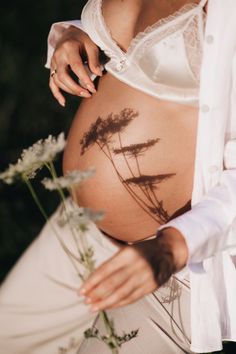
[{"xmin": 1, "ymin": 0, "xmax": 236, "ymax": 353}]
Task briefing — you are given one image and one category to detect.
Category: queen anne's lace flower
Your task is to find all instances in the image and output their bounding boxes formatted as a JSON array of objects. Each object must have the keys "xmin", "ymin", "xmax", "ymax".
[
  {"xmin": 42, "ymin": 168, "xmax": 95, "ymax": 190},
  {"xmin": 0, "ymin": 133, "xmax": 66, "ymax": 184},
  {"xmin": 58, "ymin": 206, "xmax": 104, "ymax": 230}
]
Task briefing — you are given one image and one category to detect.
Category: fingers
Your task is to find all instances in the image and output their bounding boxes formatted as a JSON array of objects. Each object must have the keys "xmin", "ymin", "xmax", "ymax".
[
  {"xmin": 79, "ymin": 252, "xmax": 124, "ymax": 295},
  {"xmin": 49, "ymin": 78, "xmax": 66, "ymax": 107},
  {"xmin": 84, "ymin": 268, "xmax": 131, "ymax": 303},
  {"xmin": 49, "ymin": 50, "xmax": 96, "ymax": 104},
  {"xmin": 49, "ymin": 57, "xmax": 93, "ymax": 106},
  {"xmin": 88, "ymin": 271, "xmax": 157, "ymax": 311},
  {"xmin": 79, "ymin": 248, "xmax": 134, "ymax": 296},
  {"xmin": 54, "ymin": 64, "xmax": 91, "ymax": 97},
  {"xmin": 85, "ymin": 43, "xmax": 103, "ymax": 77},
  {"xmin": 108, "ymin": 272, "xmax": 158, "ymax": 310},
  {"xmin": 89, "ymin": 277, "xmax": 140, "ymax": 312},
  {"xmin": 89, "ymin": 270, "xmax": 157, "ymax": 311},
  {"xmin": 108, "ymin": 285, "xmax": 153, "ymax": 309},
  {"xmin": 69, "ymin": 56, "xmax": 96, "ymax": 93},
  {"xmin": 78, "ymin": 245, "xmax": 160, "ymax": 311},
  {"xmin": 48, "ymin": 28, "xmax": 104, "ymax": 104}
]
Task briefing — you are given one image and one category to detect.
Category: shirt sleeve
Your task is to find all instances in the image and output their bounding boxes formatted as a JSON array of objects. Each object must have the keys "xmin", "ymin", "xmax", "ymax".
[
  {"xmin": 157, "ymin": 53, "xmax": 236, "ymax": 267},
  {"xmin": 45, "ymin": 20, "xmax": 84, "ymax": 69},
  {"xmin": 157, "ymin": 167, "xmax": 236, "ymax": 265}
]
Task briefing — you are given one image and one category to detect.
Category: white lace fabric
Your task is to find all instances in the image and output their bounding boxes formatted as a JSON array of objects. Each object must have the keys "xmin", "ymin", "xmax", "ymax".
[
  {"xmin": 130, "ymin": 4, "xmax": 207, "ymax": 84},
  {"xmin": 81, "ymin": 0, "xmax": 208, "ymax": 105}
]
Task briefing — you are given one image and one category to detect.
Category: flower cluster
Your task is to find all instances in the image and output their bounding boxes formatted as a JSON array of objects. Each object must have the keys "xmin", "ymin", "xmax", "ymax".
[
  {"xmin": 0, "ymin": 133, "xmax": 66, "ymax": 184},
  {"xmin": 42, "ymin": 168, "xmax": 95, "ymax": 191},
  {"xmin": 58, "ymin": 205, "xmax": 104, "ymax": 231}
]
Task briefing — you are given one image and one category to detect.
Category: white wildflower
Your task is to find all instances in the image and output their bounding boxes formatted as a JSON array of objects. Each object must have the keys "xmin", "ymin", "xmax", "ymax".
[
  {"xmin": 0, "ymin": 133, "xmax": 66, "ymax": 184},
  {"xmin": 58, "ymin": 206, "xmax": 104, "ymax": 230},
  {"xmin": 0, "ymin": 164, "xmax": 23, "ymax": 184},
  {"xmin": 20, "ymin": 132, "xmax": 66, "ymax": 169},
  {"xmin": 42, "ymin": 168, "xmax": 95, "ymax": 191}
]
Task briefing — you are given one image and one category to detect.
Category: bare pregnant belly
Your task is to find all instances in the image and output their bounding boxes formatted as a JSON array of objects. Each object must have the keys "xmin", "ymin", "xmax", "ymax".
[{"xmin": 63, "ymin": 73, "xmax": 198, "ymax": 242}]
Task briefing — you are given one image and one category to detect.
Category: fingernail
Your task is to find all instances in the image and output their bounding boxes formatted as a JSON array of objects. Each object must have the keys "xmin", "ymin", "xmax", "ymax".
[
  {"xmin": 79, "ymin": 287, "xmax": 86, "ymax": 295},
  {"xmin": 96, "ymin": 66, "xmax": 103, "ymax": 76},
  {"xmin": 86, "ymin": 84, "xmax": 96, "ymax": 93},
  {"xmin": 60, "ymin": 101, "xmax": 65, "ymax": 107},
  {"xmin": 79, "ymin": 91, "xmax": 91, "ymax": 98}
]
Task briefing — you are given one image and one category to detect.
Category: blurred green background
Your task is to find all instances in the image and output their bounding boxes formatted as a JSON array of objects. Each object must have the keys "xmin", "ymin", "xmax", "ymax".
[{"xmin": 0, "ymin": 1, "xmax": 235, "ymax": 353}]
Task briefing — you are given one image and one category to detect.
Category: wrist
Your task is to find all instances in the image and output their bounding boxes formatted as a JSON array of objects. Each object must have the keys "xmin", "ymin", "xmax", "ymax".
[
  {"xmin": 56, "ymin": 26, "xmax": 83, "ymax": 48},
  {"xmin": 157, "ymin": 227, "xmax": 189, "ymax": 272}
]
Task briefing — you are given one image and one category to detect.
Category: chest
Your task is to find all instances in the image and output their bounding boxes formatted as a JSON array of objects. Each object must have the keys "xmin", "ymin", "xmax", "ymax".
[{"xmin": 101, "ymin": 0, "xmax": 200, "ymax": 52}]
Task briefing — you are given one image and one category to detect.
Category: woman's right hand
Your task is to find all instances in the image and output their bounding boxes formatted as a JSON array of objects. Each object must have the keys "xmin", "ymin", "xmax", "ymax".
[{"xmin": 49, "ymin": 26, "xmax": 103, "ymax": 107}]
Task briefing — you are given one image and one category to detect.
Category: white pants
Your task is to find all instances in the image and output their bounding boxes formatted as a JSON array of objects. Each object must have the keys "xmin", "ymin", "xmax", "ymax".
[{"xmin": 0, "ymin": 202, "xmax": 193, "ymax": 354}]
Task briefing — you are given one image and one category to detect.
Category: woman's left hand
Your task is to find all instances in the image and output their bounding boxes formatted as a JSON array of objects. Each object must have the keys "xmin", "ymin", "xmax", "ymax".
[{"xmin": 78, "ymin": 227, "xmax": 188, "ymax": 312}]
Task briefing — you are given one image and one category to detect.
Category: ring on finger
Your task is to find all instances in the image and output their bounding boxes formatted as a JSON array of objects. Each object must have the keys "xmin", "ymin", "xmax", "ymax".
[{"xmin": 50, "ymin": 69, "xmax": 57, "ymax": 77}]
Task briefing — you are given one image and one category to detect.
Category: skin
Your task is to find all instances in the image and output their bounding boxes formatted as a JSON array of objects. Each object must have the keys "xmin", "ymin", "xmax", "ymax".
[
  {"xmin": 78, "ymin": 227, "xmax": 188, "ymax": 311},
  {"xmin": 49, "ymin": 0, "xmax": 208, "ymax": 312}
]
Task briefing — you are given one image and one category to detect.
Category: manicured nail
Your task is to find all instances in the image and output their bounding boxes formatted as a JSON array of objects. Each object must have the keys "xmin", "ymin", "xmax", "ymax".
[
  {"xmin": 79, "ymin": 91, "xmax": 91, "ymax": 98},
  {"xmin": 79, "ymin": 287, "xmax": 86, "ymax": 295},
  {"xmin": 86, "ymin": 84, "xmax": 96, "ymax": 93},
  {"xmin": 96, "ymin": 66, "xmax": 103, "ymax": 76},
  {"xmin": 60, "ymin": 100, "xmax": 65, "ymax": 107}
]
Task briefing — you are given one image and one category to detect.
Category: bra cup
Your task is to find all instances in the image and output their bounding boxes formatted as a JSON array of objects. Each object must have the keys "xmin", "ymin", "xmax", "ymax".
[
  {"xmin": 138, "ymin": 34, "xmax": 198, "ymax": 89},
  {"xmin": 82, "ymin": 0, "xmax": 205, "ymax": 106}
]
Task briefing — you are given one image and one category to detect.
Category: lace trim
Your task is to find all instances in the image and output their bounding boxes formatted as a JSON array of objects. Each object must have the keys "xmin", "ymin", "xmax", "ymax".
[
  {"xmin": 132, "ymin": 16, "xmax": 190, "ymax": 62},
  {"xmin": 131, "ymin": 9, "xmax": 207, "ymax": 84},
  {"xmin": 183, "ymin": 11, "xmax": 207, "ymax": 83},
  {"xmin": 98, "ymin": 0, "xmax": 202, "ymax": 56},
  {"xmin": 126, "ymin": 3, "xmax": 200, "ymax": 55},
  {"xmin": 90, "ymin": 0, "xmax": 206, "ymax": 84}
]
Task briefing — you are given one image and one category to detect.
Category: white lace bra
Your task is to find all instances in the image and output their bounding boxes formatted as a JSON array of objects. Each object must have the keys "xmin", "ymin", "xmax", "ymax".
[{"xmin": 81, "ymin": 0, "xmax": 208, "ymax": 106}]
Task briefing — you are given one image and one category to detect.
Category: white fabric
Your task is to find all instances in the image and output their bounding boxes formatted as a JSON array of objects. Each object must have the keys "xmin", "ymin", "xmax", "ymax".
[
  {"xmin": 80, "ymin": 0, "xmax": 207, "ymax": 107},
  {"xmin": 0, "ymin": 200, "xmax": 192, "ymax": 354},
  {"xmin": 45, "ymin": 0, "xmax": 236, "ymax": 352}
]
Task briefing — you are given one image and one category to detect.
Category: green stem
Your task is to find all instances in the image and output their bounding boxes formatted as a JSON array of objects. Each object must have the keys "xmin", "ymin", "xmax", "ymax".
[
  {"xmin": 48, "ymin": 161, "xmax": 67, "ymax": 205},
  {"xmin": 22, "ymin": 174, "xmax": 84, "ymax": 280},
  {"xmin": 100, "ymin": 311, "xmax": 112, "ymax": 334},
  {"xmin": 47, "ymin": 162, "xmax": 85, "ymax": 258},
  {"xmin": 100, "ymin": 311, "xmax": 119, "ymax": 353},
  {"xmin": 22, "ymin": 174, "xmax": 48, "ymax": 222},
  {"xmin": 47, "ymin": 162, "xmax": 95, "ymax": 277}
]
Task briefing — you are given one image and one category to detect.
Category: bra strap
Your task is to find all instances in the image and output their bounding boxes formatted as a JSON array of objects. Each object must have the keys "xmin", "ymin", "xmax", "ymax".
[{"xmin": 199, "ymin": 0, "xmax": 208, "ymax": 7}]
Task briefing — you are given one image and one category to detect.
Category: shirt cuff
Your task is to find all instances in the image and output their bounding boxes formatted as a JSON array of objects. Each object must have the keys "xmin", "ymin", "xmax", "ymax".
[{"xmin": 156, "ymin": 198, "xmax": 229, "ymax": 272}]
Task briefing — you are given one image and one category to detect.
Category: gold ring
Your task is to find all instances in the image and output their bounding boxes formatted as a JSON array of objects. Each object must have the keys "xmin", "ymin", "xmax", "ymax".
[{"xmin": 50, "ymin": 69, "xmax": 57, "ymax": 77}]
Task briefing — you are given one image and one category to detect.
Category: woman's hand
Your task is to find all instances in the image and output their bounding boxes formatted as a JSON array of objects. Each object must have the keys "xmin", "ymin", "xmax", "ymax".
[
  {"xmin": 78, "ymin": 227, "xmax": 188, "ymax": 312},
  {"xmin": 49, "ymin": 26, "xmax": 103, "ymax": 107}
]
